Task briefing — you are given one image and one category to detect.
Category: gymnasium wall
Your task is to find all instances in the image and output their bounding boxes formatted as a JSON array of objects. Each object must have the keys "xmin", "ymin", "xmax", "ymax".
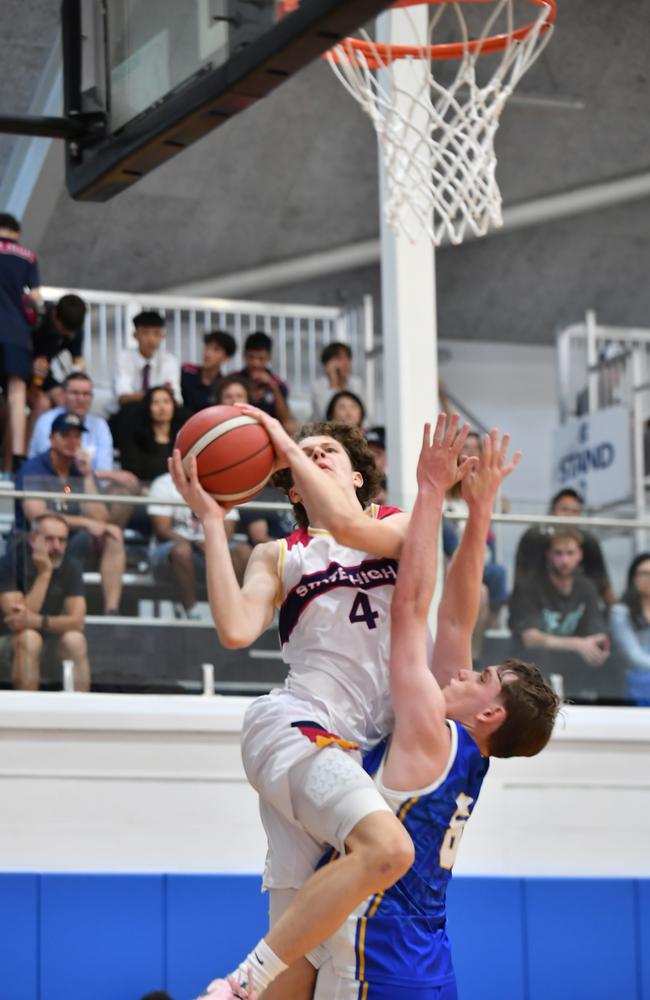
[
  {"xmin": 3, "ymin": 871, "xmax": 650, "ymax": 1000},
  {"xmin": 2, "ymin": 693, "xmax": 649, "ymax": 999}
]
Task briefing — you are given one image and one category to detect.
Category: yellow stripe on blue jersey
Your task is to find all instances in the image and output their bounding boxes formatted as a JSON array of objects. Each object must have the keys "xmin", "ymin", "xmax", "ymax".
[{"xmin": 326, "ymin": 724, "xmax": 489, "ymax": 990}]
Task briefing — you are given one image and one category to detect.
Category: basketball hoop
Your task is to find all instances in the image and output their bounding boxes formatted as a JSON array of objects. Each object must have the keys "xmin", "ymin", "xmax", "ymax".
[{"xmin": 280, "ymin": 0, "xmax": 557, "ymax": 245}]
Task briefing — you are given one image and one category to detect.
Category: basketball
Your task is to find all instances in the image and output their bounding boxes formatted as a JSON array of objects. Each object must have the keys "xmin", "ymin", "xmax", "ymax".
[{"xmin": 175, "ymin": 405, "xmax": 275, "ymax": 504}]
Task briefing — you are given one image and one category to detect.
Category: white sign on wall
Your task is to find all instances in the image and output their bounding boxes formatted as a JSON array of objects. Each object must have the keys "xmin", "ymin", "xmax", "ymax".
[{"xmin": 552, "ymin": 404, "xmax": 631, "ymax": 506}]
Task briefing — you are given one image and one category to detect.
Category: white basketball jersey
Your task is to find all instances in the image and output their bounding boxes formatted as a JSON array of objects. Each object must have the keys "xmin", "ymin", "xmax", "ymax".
[{"xmin": 276, "ymin": 503, "xmax": 401, "ymax": 748}]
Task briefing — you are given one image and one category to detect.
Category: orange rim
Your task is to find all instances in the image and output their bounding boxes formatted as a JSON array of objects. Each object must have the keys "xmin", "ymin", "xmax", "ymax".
[{"xmin": 278, "ymin": 0, "xmax": 556, "ymax": 66}]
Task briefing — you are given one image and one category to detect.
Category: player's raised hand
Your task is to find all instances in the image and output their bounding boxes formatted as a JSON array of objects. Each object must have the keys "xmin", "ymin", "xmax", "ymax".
[
  {"xmin": 235, "ymin": 404, "xmax": 297, "ymax": 473},
  {"xmin": 416, "ymin": 413, "xmax": 478, "ymax": 495},
  {"xmin": 461, "ymin": 429, "xmax": 522, "ymax": 509},
  {"xmin": 168, "ymin": 449, "xmax": 231, "ymax": 523}
]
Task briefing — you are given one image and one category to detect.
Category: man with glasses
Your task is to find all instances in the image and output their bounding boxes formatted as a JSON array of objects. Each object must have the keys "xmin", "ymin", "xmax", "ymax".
[{"xmin": 28, "ymin": 372, "xmax": 136, "ymax": 491}]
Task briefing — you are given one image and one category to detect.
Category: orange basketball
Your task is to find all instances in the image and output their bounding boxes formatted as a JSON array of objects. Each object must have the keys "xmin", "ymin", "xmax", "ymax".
[{"xmin": 175, "ymin": 405, "xmax": 275, "ymax": 504}]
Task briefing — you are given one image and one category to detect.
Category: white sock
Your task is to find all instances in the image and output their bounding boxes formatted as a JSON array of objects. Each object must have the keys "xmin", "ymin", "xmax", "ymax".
[{"xmin": 230, "ymin": 938, "xmax": 287, "ymax": 995}]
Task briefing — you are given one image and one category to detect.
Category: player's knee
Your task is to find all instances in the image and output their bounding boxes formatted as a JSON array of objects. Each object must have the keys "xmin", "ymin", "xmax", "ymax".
[{"xmin": 348, "ymin": 812, "xmax": 414, "ymax": 888}]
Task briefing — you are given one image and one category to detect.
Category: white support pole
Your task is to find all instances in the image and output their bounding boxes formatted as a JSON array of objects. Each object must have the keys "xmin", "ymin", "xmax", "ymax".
[
  {"xmin": 377, "ymin": 6, "xmax": 438, "ymax": 513},
  {"xmin": 586, "ymin": 309, "xmax": 599, "ymax": 415}
]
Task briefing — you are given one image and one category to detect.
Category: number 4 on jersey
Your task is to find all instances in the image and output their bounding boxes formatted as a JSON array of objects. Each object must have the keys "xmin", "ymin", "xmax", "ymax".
[{"xmin": 349, "ymin": 592, "xmax": 379, "ymax": 630}]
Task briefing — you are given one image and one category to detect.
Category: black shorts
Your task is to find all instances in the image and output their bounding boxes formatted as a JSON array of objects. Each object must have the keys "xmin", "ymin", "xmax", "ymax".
[
  {"xmin": 67, "ymin": 529, "xmax": 102, "ymax": 566},
  {"xmin": 0, "ymin": 343, "xmax": 32, "ymax": 385}
]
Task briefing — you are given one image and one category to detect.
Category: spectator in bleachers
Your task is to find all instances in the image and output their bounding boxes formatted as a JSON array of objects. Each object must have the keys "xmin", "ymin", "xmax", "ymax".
[
  {"xmin": 514, "ymin": 486, "xmax": 614, "ymax": 609},
  {"xmin": 120, "ymin": 386, "xmax": 186, "ymax": 486},
  {"xmin": 214, "ymin": 373, "xmax": 290, "ymax": 548},
  {"xmin": 181, "ymin": 330, "xmax": 236, "ymax": 414},
  {"xmin": 509, "ymin": 525, "xmax": 612, "ymax": 700},
  {"xmin": 110, "ymin": 311, "xmax": 182, "ymax": 453},
  {"xmin": 28, "ymin": 293, "xmax": 86, "ymax": 424},
  {"xmin": 365, "ymin": 425, "xmax": 387, "ymax": 503},
  {"xmin": 444, "ymin": 431, "xmax": 508, "ymax": 658},
  {"xmin": 609, "ymin": 552, "xmax": 650, "ymax": 705},
  {"xmin": 218, "ymin": 373, "xmax": 251, "ymax": 407},
  {"xmin": 310, "ymin": 341, "xmax": 365, "ymax": 420},
  {"xmin": 446, "ymin": 432, "xmax": 508, "ymax": 624},
  {"xmin": 0, "ymin": 513, "xmax": 88, "ymax": 690},
  {"xmin": 16, "ymin": 412, "xmax": 125, "ymax": 614},
  {"xmin": 325, "ymin": 389, "xmax": 366, "ymax": 428},
  {"xmin": 28, "ymin": 372, "xmax": 137, "ymax": 491},
  {"xmin": 0, "ymin": 213, "xmax": 42, "ymax": 475},
  {"xmin": 148, "ymin": 471, "xmax": 242, "ymax": 618},
  {"xmin": 235, "ymin": 331, "xmax": 294, "ymax": 430}
]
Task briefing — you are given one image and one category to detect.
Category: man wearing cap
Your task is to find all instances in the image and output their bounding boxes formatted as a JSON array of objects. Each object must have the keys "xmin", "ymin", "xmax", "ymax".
[{"xmin": 16, "ymin": 413, "xmax": 125, "ymax": 614}]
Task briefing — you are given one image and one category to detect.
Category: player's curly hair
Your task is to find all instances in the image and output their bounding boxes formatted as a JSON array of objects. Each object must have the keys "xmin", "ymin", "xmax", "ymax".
[
  {"xmin": 272, "ymin": 420, "xmax": 384, "ymax": 530},
  {"xmin": 488, "ymin": 658, "xmax": 561, "ymax": 759}
]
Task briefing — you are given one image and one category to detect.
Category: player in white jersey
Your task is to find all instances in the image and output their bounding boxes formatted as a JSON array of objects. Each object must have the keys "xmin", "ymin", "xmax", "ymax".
[{"xmin": 169, "ymin": 410, "xmax": 475, "ymax": 1000}]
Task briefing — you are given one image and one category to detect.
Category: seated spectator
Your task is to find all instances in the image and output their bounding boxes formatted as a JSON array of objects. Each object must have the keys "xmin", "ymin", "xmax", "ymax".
[
  {"xmin": 514, "ymin": 487, "xmax": 614, "ymax": 609},
  {"xmin": 17, "ymin": 413, "xmax": 125, "ymax": 614},
  {"xmin": 0, "ymin": 513, "xmax": 88, "ymax": 690},
  {"xmin": 0, "ymin": 212, "xmax": 42, "ymax": 475},
  {"xmin": 213, "ymin": 373, "xmax": 291, "ymax": 547},
  {"xmin": 110, "ymin": 311, "xmax": 182, "ymax": 453},
  {"xmin": 609, "ymin": 553, "xmax": 650, "ymax": 705},
  {"xmin": 325, "ymin": 389, "xmax": 366, "ymax": 427},
  {"xmin": 235, "ymin": 331, "xmax": 294, "ymax": 430},
  {"xmin": 181, "ymin": 330, "xmax": 236, "ymax": 414},
  {"xmin": 365, "ymin": 425, "xmax": 387, "ymax": 503},
  {"xmin": 445, "ymin": 432, "xmax": 508, "ymax": 658},
  {"xmin": 30, "ymin": 371, "xmax": 139, "ymax": 530},
  {"xmin": 120, "ymin": 386, "xmax": 186, "ymax": 486},
  {"xmin": 28, "ymin": 371, "xmax": 137, "ymax": 490},
  {"xmin": 237, "ymin": 485, "xmax": 293, "ymax": 548},
  {"xmin": 218, "ymin": 373, "xmax": 251, "ymax": 407},
  {"xmin": 509, "ymin": 526, "xmax": 613, "ymax": 701},
  {"xmin": 29, "ymin": 293, "xmax": 86, "ymax": 425},
  {"xmin": 148, "ymin": 471, "xmax": 242, "ymax": 617},
  {"xmin": 446, "ymin": 432, "xmax": 508, "ymax": 625},
  {"xmin": 311, "ymin": 341, "xmax": 365, "ymax": 420}
]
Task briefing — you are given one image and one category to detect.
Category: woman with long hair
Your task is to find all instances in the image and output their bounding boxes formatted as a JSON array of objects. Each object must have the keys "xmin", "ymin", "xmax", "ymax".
[
  {"xmin": 120, "ymin": 385, "xmax": 185, "ymax": 486},
  {"xmin": 610, "ymin": 551, "xmax": 650, "ymax": 704}
]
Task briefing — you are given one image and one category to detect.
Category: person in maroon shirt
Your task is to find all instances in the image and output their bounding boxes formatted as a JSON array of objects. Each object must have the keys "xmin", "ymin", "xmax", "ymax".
[
  {"xmin": 0, "ymin": 213, "xmax": 42, "ymax": 474},
  {"xmin": 235, "ymin": 331, "xmax": 296, "ymax": 431},
  {"xmin": 181, "ymin": 330, "xmax": 236, "ymax": 414}
]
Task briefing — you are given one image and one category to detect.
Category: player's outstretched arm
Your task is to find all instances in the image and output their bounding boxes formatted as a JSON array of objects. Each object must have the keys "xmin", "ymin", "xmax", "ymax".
[
  {"xmin": 239, "ymin": 403, "xmax": 410, "ymax": 558},
  {"xmin": 387, "ymin": 417, "xmax": 476, "ymax": 776},
  {"xmin": 432, "ymin": 430, "xmax": 521, "ymax": 688},
  {"xmin": 169, "ymin": 450, "xmax": 278, "ymax": 647}
]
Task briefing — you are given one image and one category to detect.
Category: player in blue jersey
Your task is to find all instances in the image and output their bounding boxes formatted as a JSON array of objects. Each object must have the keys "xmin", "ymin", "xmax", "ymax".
[{"xmin": 256, "ymin": 422, "xmax": 560, "ymax": 1000}]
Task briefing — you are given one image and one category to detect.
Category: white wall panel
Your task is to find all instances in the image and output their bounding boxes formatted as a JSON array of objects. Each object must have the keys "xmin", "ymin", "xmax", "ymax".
[{"xmin": 1, "ymin": 694, "xmax": 648, "ymax": 878}]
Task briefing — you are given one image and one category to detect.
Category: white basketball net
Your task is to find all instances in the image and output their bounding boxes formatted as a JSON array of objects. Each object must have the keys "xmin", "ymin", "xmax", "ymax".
[{"xmin": 327, "ymin": 1, "xmax": 555, "ymax": 245}]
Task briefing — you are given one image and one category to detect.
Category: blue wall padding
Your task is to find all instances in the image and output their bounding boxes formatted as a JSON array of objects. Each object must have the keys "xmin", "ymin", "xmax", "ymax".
[
  {"xmin": 39, "ymin": 874, "xmax": 166, "ymax": 1000},
  {"xmin": 446, "ymin": 876, "xmax": 527, "ymax": 1000},
  {"xmin": 525, "ymin": 878, "xmax": 639, "ymax": 1000},
  {"xmin": 0, "ymin": 873, "xmax": 39, "ymax": 1000},
  {"xmin": 638, "ymin": 881, "xmax": 650, "ymax": 1000},
  {"xmin": 1, "ymin": 874, "xmax": 649, "ymax": 1000},
  {"xmin": 166, "ymin": 874, "xmax": 267, "ymax": 1000}
]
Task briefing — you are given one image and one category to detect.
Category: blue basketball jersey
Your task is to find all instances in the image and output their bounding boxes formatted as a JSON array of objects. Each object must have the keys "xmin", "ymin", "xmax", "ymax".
[{"xmin": 324, "ymin": 722, "xmax": 489, "ymax": 990}]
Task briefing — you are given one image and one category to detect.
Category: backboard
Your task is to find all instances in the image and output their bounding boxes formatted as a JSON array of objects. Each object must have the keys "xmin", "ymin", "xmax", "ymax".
[{"xmin": 62, "ymin": 0, "xmax": 394, "ymax": 201}]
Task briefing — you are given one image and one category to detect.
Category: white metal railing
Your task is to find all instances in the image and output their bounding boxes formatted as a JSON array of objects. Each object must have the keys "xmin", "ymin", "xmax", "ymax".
[
  {"xmin": 41, "ymin": 286, "xmax": 374, "ymax": 420},
  {"xmin": 556, "ymin": 310, "xmax": 650, "ymax": 520}
]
